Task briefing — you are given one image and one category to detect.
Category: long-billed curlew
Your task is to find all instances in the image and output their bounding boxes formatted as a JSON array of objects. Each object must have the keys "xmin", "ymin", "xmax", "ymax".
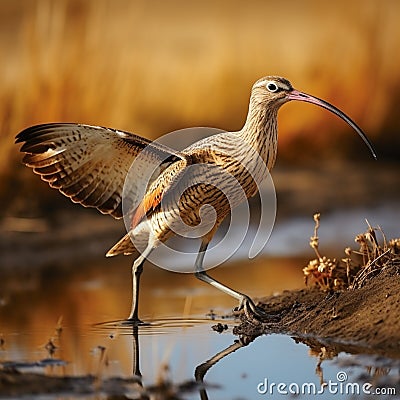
[{"xmin": 16, "ymin": 76, "xmax": 376, "ymax": 323}]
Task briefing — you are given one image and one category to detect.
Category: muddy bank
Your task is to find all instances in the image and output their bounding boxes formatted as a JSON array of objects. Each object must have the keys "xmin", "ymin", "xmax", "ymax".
[
  {"xmin": 0, "ymin": 369, "xmax": 208, "ymax": 399},
  {"xmin": 235, "ymin": 268, "xmax": 400, "ymax": 358}
]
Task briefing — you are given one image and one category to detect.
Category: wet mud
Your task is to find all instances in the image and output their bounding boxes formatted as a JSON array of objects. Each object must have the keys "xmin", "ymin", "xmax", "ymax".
[{"xmin": 236, "ymin": 268, "xmax": 400, "ymax": 358}]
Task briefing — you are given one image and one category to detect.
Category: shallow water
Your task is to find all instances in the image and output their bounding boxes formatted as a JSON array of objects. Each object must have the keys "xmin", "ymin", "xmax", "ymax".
[{"xmin": 0, "ymin": 253, "xmax": 399, "ymax": 399}]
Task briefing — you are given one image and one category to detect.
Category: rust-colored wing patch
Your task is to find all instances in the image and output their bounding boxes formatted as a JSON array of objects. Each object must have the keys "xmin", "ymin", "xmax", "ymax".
[{"xmin": 130, "ymin": 158, "xmax": 190, "ymax": 229}]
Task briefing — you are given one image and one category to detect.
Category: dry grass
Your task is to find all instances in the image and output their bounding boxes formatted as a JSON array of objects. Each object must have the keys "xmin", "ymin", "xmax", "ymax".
[
  {"xmin": 303, "ymin": 213, "xmax": 400, "ymax": 291},
  {"xmin": 1, "ymin": 0, "xmax": 400, "ymax": 205}
]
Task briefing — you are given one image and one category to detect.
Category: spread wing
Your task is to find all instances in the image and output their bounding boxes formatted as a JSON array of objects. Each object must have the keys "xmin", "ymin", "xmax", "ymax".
[{"xmin": 16, "ymin": 123, "xmax": 187, "ymax": 219}]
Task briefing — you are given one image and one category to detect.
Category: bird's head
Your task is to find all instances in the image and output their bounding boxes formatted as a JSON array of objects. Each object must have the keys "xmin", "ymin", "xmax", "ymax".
[
  {"xmin": 251, "ymin": 76, "xmax": 377, "ymax": 159},
  {"xmin": 251, "ymin": 76, "xmax": 294, "ymax": 106}
]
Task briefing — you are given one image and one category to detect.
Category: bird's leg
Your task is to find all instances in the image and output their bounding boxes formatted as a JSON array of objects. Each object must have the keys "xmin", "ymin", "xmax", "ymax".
[
  {"xmin": 127, "ymin": 258, "xmax": 144, "ymax": 323},
  {"xmin": 194, "ymin": 239, "xmax": 268, "ymax": 323},
  {"xmin": 127, "ymin": 245, "xmax": 153, "ymax": 324}
]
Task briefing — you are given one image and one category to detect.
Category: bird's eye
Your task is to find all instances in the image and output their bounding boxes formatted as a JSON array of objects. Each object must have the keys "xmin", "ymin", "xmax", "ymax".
[{"xmin": 266, "ymin": 82, "xmax": 279, "ymax": 92}]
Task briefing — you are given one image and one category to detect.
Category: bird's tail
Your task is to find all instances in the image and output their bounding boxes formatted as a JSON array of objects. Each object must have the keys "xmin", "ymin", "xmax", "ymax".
[{"xmin": 106, "ymin": 233, "xmax": 140, "ymax": 258}]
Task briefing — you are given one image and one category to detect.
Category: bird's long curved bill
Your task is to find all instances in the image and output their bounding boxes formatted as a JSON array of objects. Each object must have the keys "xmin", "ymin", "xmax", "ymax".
[{"xmin": 287, "ymin": 90, "xmax": 377, "ymax": 160}]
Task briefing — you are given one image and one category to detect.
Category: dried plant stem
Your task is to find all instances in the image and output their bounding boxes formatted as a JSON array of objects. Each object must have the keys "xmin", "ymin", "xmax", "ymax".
[{"xmin": 303, "ymin": 214, "xmax": 400, "ymax": 291}]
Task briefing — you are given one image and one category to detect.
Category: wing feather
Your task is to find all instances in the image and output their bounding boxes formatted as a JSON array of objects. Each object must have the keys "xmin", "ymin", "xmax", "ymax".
[{"xmin": 16, "ymin": 123, "xmax": 186, "ymax": 218}]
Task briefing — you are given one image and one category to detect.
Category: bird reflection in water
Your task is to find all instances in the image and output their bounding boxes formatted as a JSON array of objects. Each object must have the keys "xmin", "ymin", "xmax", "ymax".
[{"xmin": 123, "ymin": 322, "xmax": 257, "ymax": 400}]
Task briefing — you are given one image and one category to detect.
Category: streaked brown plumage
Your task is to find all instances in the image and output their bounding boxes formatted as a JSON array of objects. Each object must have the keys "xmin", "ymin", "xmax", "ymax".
[{"xmin": 16, "ymin": 76, "xmax": 376, "ymax": 323}]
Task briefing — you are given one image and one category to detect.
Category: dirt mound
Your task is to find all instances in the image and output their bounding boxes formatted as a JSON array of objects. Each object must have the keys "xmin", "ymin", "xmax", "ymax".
[
  {"xmin": 253, "ymin": 269, "xmax": 400, "ymax": 357},
  {"xmin": 235, "ymin": 217, "xmax": 400, "ymax": 358}
]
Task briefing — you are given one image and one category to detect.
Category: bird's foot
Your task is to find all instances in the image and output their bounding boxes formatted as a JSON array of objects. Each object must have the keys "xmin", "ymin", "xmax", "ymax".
[
  {"xmin": 122, "ymin": 315, "xmax": 148, "ymax": 327},
  {"xmin": 233, "ymin": 295, "xmax": 272, "ymax": 324}
]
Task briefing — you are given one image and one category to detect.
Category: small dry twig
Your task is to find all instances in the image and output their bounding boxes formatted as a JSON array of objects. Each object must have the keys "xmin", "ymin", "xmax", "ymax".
[{"xmin": 303, "ymin": 213, "xmax": 400, "ymax": 291}]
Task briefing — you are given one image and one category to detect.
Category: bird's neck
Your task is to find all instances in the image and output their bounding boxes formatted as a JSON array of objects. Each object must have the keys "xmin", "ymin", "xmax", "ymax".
[{"xmin": 239, "ymin": 98, "xmax": 278, "ymax": 171}]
